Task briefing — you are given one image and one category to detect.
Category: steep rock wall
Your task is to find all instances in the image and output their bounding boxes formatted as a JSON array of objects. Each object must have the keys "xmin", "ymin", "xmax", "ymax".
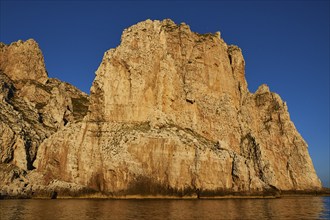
[{"xmin": 34, "ymin": 19, "xmax": 321, "ymax": 196}]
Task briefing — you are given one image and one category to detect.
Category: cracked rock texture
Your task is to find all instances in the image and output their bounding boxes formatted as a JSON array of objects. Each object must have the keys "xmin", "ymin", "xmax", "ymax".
[
  {"xmin": 1, "ymin": 19, "xmax": 321, "ymax": 198},
  {"xmin": 0, "ymin": 39, "xmax": 89, "ymax": 197}
]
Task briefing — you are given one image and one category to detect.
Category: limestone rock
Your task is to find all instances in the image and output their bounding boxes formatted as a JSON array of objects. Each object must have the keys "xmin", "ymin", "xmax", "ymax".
[
  {"xmin": 0, "ymin": 39, "xmax": 48, "ymax": 84},
  {"xmin": 0, "ymin": 20, "xmax": 322, "ymax": 198},
  {"xmin": 33, "ymin": 19, "xmax": 321, "ymax": 197},
  {"xmin": 0, "ymin": 39, "xmax": 89, "ymax": 191}
]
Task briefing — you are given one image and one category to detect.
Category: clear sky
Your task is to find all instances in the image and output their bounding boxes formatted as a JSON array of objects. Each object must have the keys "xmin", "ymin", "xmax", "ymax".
[{"xmin": 1, "ymin": 0, "xmax": 329, "ymax": 187}]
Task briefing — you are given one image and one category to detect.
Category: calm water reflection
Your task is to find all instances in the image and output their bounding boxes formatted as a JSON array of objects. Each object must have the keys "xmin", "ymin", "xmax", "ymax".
[{"xmin": 1, "ymin": 196, "xmax": 329, "ymax": 219}]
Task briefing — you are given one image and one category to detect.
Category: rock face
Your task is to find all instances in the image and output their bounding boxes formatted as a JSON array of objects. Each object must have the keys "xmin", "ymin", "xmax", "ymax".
[
  {"xmin": 0, "ymin": 19, "xmax": 322, "ymax": 198},
  {"xmin": 0, "ymin": 39, "xmax": 89, "ymax": 196},
  {"xmin": 0, "ymin": 39, "xmax": 48, "ymax": 84}
]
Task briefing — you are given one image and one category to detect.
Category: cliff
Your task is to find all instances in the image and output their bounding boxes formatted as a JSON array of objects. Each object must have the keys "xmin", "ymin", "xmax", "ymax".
[
  {"xmin": 0, "ymin": 39, "xmax": 89, "ymax": 196},
  {"xmin": 0, "ymin": 19, "xmax": 322, "ymax": 198}
]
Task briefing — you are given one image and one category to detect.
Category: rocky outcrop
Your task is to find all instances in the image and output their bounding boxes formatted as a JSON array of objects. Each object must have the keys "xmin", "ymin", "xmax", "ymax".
[
  {"xmin": 0, "ymin": 20, "xmax": 322, "ymax": 198},
  {"xmin": 0, "ymin": 39, "xmax": 89, "ymax": 196},
  {"xmin": 0, "ymin": 39, "xmax": 48, "ymax": 84},
  {"xmin": 31, "ymin": 19, "xmax": 321, "ymax": 197}
]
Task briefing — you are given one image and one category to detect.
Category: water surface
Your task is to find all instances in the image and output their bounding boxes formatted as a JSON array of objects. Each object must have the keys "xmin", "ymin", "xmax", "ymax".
[{"xmin": 1, "ymin": 196, "xmax": 329, "ymax": 219}]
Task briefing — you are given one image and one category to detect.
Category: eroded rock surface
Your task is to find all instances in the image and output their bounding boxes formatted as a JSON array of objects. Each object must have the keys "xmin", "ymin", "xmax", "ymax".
[
  {"xmin": 33, "ymin": 19, "xmax": 321, "ymax": 197},
  {"xmin": 0, "ymin": 39, "xmax": 89, "ymax": 197},
  {"xmin": 0, "ymin": 39, "xmax": 48, "ymax": 84},
  {"xmin": 0, "ymin": 20, "xmax": 322, "ymax": 198}
]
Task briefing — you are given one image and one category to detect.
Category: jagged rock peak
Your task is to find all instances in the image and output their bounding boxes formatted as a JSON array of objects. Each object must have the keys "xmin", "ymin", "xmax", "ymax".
[
  {"xmin": 0, "ymin": 39, "xmax": 48, "ymax": 84},
  {"xmin": 121, "ymin": 19, "xmax": 223, "ymax": 43},
  {"xmin": 256, "ymin": 84, "xmax": 270, "ymax": 94}
]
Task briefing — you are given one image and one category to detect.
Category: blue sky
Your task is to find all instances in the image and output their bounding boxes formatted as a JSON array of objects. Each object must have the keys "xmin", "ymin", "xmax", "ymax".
[{"xmin": 1, "ymin": 0, "xmax": 329, "ymax": 187}]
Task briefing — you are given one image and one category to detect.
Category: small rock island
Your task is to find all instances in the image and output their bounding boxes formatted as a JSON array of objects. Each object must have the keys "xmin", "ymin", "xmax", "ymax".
[{"xmin": 0, "ymin": 19, "xmax": 323, "ymax": 199}]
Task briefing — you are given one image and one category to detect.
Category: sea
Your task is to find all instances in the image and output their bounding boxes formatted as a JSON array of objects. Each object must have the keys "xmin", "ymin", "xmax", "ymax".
[{"xmin": 0, "ymin": 196, "xmax": 329, "ymax": 220}]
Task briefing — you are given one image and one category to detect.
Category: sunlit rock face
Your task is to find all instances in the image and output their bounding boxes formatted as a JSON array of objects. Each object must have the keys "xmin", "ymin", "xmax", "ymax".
[
  {"xmin": 34, "ymin": 19, "xmax": 321, "ymax": 196},
  {"xmin": 0, "ymin": 19, "xmax": 321, "ymax": 198},
  {"xmin": 0, "ymin": 39, "xmax": 89, "ymax": 196},
  {"xmin": 0, "ymin": 39, "xmax": 48, "ymax": 84}
]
